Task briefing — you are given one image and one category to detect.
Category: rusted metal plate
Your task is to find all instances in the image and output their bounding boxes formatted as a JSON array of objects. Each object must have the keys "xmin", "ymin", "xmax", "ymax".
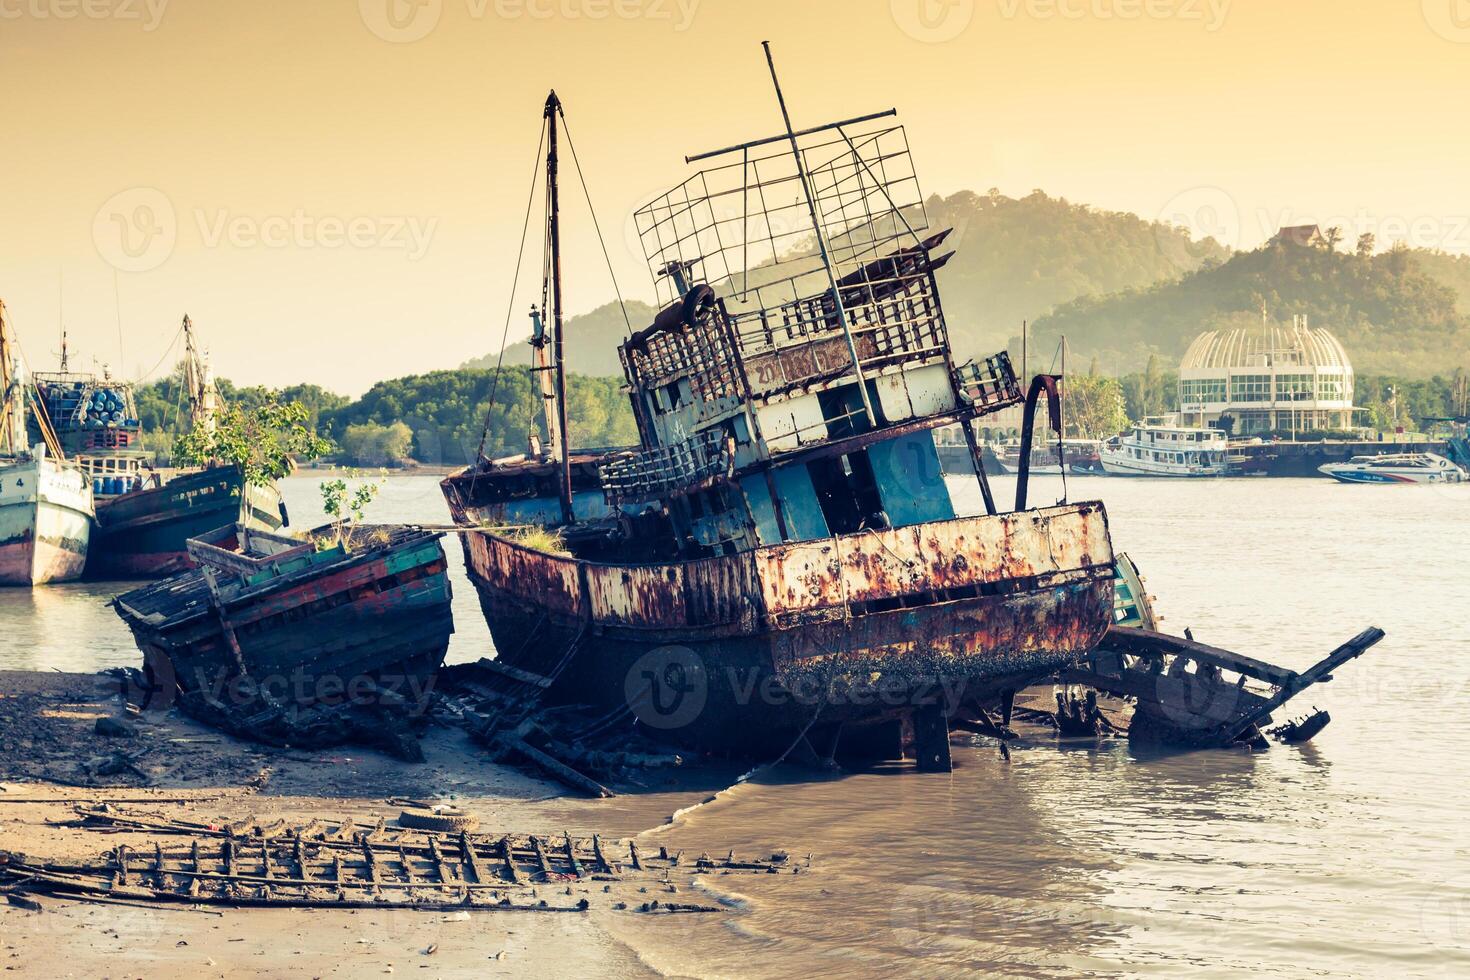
[
  {"xmin": 766, "ymin": 575, "xmax": 1114, "ymax": 690},
  {"xmin": 465, "ymin": 531, "xmax": 581, "ymax": 618},
  {"xmin": 585, "ymin": 553, "xmax": 760, "ymax": 629},
  {"xmin": 755, "ymin": 502, "xmax": 1112, "ymax": 618}
]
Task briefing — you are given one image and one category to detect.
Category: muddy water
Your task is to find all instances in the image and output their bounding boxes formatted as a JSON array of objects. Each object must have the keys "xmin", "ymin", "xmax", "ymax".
[{"xmin": 1, "ymin": 473, "xmax": 1467, "ymax": 976}]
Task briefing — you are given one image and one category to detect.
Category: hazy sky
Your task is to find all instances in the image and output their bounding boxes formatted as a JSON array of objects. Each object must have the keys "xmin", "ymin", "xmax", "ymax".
[{"xmin": 3, "ymin": 0, "xmax": 1467, "ymax": 394}]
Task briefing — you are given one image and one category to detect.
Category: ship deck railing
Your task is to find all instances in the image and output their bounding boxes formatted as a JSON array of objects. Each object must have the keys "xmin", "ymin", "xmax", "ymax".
[{"xmin": 597, "ymin": 428, "xmax": 733, "ymax": 506}]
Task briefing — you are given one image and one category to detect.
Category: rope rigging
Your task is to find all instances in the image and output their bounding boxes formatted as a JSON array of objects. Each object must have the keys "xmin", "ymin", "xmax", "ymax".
[{"xmin": 473, "ymin": 114, "xmax": 549, "ymax": 465}]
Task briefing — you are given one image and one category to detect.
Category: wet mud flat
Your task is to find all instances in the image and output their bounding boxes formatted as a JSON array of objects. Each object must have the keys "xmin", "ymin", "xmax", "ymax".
[{"xmin": 0, "ymin": 670, "xmax": 754, "ymax": 978}]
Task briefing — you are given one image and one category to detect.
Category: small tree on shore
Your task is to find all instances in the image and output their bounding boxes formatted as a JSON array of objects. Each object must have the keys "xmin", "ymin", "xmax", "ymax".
[
  {"xmin": 1063, "ymin": 374, "xmax": 1130, "ymax": 439},
  {"xmin": 172, "ymin": 399, "xmax": 332, "ymax": 486}
]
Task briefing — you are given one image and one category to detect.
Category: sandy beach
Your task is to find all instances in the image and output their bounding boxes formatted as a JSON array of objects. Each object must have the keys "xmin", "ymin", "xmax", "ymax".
[{"xmin": 0, "ymin": 670, "xmax": 746, "ymax": 978}]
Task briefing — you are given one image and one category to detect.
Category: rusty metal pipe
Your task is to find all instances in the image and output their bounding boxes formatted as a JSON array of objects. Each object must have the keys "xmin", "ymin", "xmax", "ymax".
[{"xmin": 1015, "ymin": 375, "xmax": 1062, "ymax": 513}]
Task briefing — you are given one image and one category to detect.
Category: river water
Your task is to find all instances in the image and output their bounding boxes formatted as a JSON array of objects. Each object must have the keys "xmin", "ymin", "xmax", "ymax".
[{"xmin": 1, "ymin": 473, "xmax": 1466, "ymax": 977}]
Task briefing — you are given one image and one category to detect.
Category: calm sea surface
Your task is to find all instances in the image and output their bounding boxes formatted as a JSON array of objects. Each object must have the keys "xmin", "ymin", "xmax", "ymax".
[{"xmin": 1, "ymin": 473, "xmax": 1467, "ymax": 977}]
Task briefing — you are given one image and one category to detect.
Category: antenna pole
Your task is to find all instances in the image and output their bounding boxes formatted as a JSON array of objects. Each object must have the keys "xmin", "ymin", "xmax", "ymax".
[
  {"xmin": 546, "ymin": 90, "xmax": 574, "ymax": 526},
  {"xmin": 761, "ymin": 41, "xmax": 875, "ymax": 428}
]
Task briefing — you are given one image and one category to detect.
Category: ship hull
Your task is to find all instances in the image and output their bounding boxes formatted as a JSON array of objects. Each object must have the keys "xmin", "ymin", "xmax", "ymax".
[
  {"xmin": 113, "ymin": 527, "xmax": 453, "ymax": 757},
  {"xmin": 0, "ymin": 458, "xmax": 93, "ymax": 586},
  {"xmin": 453, "ymin": 501, "xmax": 1115, "ymax": 754},
  {"xmin": 87, "ymin": 466, "xmax": 286, "ymax": 579}
]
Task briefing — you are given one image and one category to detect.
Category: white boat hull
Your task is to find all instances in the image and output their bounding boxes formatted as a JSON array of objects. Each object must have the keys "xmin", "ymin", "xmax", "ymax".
[
  {"xmin": 1318, "ymin": 465, "xmax": 1467, "ymax": 485},
  {"xmin": 0, "ymin": 458, "xmax": 94, "ymax": 585},
  {"xmin": 1099, "ymin": 454, "xmax": 1230, "ymax": 478}
]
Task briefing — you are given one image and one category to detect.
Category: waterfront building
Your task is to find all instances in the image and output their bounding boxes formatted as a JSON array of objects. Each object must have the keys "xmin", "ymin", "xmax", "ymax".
[{"xmin": 1177, "ymin": 314, "xmax": 1357, "ymax": 435}]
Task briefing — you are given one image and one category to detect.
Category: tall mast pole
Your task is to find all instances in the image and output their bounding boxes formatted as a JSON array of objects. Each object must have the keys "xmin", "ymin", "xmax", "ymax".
[
  {"xmin": 761, "ymin": 41, "xmax": 875, "ymax": 428},
  {"xmin": 546, "ymin": 90, "xmax": 574, "ymax": 526}
]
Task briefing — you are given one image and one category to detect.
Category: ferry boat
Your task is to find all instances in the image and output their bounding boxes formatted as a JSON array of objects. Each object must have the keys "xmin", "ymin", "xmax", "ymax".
[
  {"xmin": 0, "ymin": 301, "xmax": 93, "ymax": 586},
  {"xmin": 1099, "ymin": 419, "xmax": 1230, "ymax": 477},
  {"xmin": 441, "ymin": 62, "xmax": 1117, "ymax": 772},
  {"xmin": 33, "ymin": 317, "xmax": 287, "ymax": 578},
  {"xmin": 1318, "ymin": 452, "xmax": 1467, "ymax": 484}
]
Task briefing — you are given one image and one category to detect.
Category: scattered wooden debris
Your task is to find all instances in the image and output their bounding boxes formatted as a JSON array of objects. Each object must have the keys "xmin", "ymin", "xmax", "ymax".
[{"xmin": 432, "ymin": 660, "xmax": 688, "ymax": 798}]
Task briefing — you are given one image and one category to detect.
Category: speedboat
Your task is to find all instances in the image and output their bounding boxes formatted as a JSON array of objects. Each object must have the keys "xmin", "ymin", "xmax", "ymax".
[{"xmin": 1318, "ymin": 452, "xmax": 1467, "ymax": 484}]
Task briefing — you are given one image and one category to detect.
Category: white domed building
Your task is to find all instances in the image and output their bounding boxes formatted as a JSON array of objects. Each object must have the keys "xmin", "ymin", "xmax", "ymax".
[{"xmin": 1178, "ymin": 315, "xmax": 1357, "ymax": 435}]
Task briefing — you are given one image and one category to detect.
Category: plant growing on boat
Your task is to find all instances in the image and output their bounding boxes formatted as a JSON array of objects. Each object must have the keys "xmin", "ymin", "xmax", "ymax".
[
  {"xmin": 172, "ymin": 399, "xmax": 332, "ymax": 486},
  {"xmin": 319, "ymin": 471, "xmax": 384, "ymax": 551},
  {"xmin": 483, "ymin": 521, "xmax": 568, "ymax": 556}
]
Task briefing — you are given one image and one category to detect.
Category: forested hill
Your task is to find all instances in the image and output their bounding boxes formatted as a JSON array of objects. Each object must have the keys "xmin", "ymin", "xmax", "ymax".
[
  {"xmin": 923, "ymin": 189, "xmax": 1230, "ymax": 358},
  {"xmin": 461, "ymin": 190, "xmax": 1228, "ymax": 376},
  {"xmin": 1027, "ymin": 239, "xmax": 1470, "ymax": 377}
]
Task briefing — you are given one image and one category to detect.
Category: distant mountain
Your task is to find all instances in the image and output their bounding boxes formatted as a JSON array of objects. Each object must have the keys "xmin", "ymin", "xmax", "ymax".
[
  {"xmin": 923, "ymin": 189, "xmax": 1231, "ymax": 359},
  {"xmin": 1028, "ymin": 239, "xmax": 1470, "ymax": 377},
  {"xmin": 460, "ymin": 300, "xmax": 658, "ymax": 379},
  {"xmin": 463, "ymin": 190, "xmax": 1227, "ymax": 377}
]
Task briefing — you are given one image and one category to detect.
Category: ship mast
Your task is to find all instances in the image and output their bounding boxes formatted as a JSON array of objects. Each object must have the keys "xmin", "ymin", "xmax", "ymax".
[
  {"xmin": 761, "ymin": 41, "xmax": 876, "ymax": 428},
  {"xmin": 545, "ymin": 90, "xmax": 574, "ymax": 527},
  {"xmin": 0, "ymin": 300, "xmax": 23, "ymax": 457},
  {"xmin": 181, "ymin": 314, "xmax": 218, "ymax": 436}
]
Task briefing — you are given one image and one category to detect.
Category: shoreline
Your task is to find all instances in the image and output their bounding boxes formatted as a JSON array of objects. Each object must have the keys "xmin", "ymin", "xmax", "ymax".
[{"xmin": 0, "ymin": 669, "xmax": 738, "ymax": 978}]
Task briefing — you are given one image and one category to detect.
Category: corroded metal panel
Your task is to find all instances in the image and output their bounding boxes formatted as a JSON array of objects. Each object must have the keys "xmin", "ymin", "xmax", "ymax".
[
  {"xmin": 464, "ymin": 530, "xmax": 581, "ymax": 618},
  {"xmin": 755, "ymin": 502, "xmax": 1112, "ymax": 619},
  {"xmin": 584, "ymin": 553, "xmax": 760, "ymax": 629},
  {"xmin": 585, "ymin": 563, "xmax": 687, "ymax": 627}
]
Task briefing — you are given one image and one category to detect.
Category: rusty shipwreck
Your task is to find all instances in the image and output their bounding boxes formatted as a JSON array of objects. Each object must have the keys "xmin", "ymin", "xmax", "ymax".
[{"xmin": 441, "ymin": 56, "xmax": 1116, "ymax": 770}]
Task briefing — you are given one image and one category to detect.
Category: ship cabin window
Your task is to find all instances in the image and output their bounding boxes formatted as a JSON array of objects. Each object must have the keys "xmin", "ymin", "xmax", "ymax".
[
  {"xmin": 806, "ymin": 449, "xmax": 886, "ymax": 535},
  {"xmin": 817, "ymin": 382, "xmax": 884, "ymax": 440}
]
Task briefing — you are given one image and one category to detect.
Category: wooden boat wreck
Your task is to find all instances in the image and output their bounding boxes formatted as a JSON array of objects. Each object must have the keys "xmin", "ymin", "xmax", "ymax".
[
  {"xmin": 442, "ymin": 58, "xmax": 1117, "ymax": 771},
  {"xmin": 1, "ymin": 807, "xmax": 797, "ymax": 915},
  {"xmin": 33, "ymin": 316, "xmax": 288, "ymax": 579},
  {"xmin": 112, "ymin": 523, "xmax": 454, "ymax": 760}
]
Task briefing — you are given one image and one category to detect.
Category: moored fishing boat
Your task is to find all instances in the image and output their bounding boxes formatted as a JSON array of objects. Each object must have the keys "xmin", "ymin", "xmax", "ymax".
[
  {"xmin": 1317, "ymin": 451, "xmax": 1467, "ymax": 484},
  {"xmin": 0, "ymin": 301, "xmax": 93, "ymax": 585},
  {"xmin": 112, "ymin": 522, "xmax": 454, "ymax": 759},
  {"xmin": 34, "ymin": 316, "xmax": 288, "ymax": 578},
  {"xmin": 442, "ymin": 60, "xmax": 1117, "ymax": 771},
  {"xmin": 989, "ymin": 438, "xmax": 1103, "ymax": 475}
]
